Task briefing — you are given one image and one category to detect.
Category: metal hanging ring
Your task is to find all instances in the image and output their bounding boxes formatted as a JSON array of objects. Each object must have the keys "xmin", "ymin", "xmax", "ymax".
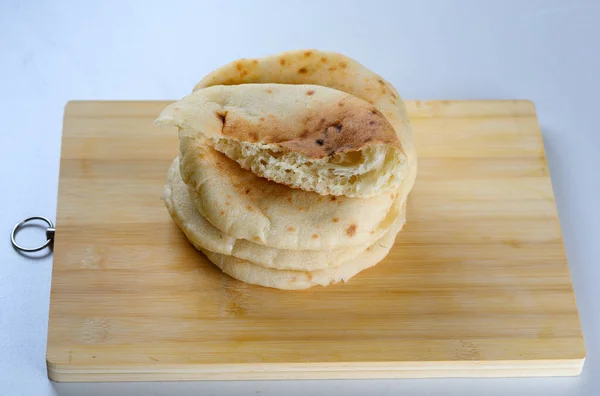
[{"xmin": 11, "ymin": 216, "xmax": 55, "ymax": 253}]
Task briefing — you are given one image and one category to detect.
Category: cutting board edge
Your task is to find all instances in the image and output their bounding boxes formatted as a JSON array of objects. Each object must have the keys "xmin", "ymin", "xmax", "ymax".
[{"xmin": 47, "ymin": 357, "xmax": 585, "ymax": 382}]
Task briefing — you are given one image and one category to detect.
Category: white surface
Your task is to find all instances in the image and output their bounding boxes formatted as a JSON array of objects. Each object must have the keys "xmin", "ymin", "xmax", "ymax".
[{"xmin": 1, "ymin": 0, "xmax": 599, "ymax": 395}]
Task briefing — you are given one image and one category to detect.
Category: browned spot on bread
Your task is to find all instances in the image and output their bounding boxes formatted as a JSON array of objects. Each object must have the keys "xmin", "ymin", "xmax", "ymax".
[
  {"xmin": 377, "ymin": 79, "xmax": 385, "ymax": 86},
  {"xmin": 390, "ymin": 193, "xmax": 395, "ymax": 199},
  {"xmin": 315, "ymin": 139, "xmax": 324, "ymax": 146},
  {"xmin": 287, "ymin": 197, "xmax": 293, "ymax": 203},
  {"xmin": 245, "ymin": 188, "xmax": 251, "ymax": 194},
  {"xmin": 312, "ymin": 234, "xmax": 319, "ymax": 239},
  {"xmin": 370, "ymin": 230, "xmax": 375, "ymax": 234},
  {"xmin": 252, "ymin": 59, "xmax": 258, "ymax": 64},
  {"xmin": 225, "ymin": 202, "xmax": 230, "ymax": 206},
  {"xmin": 320, "ymin": 56, "xmax": 327, "ymax": 63},
  {"xmin": 306, "ymin": 89, "xmax": 315, "ymax": 96},
  {"xmin": 247, "ymin": 206, "xmax": 253, "ymax": 211},
  {"xmin": 220, "ymin": 210, "xmax": 225, "ymax": 216},
  {"xmin": 291, "ymin": 276, "xmax": 297, "ymax": 282},
  {"xmin": 306, "ymin": 272, "xmax": 313, "ymax": 281},
  {"xmin": 298, "ymin": 67, "xmax": 308, "ymax": 74},
  {"xmin": 287, "ymin": 227, "xmax": 296, "ymax": 232},
  {"xmin": 236, "ymin": 63, "xmax": 242, "ymax": 71},
  {"xmin": 241, "ymin": 70, "xmax": 249, "ymax": 77},
  {"xmin": 339, "ymin": 61, "xmax": 347, "ymax": 68},
  {"xmin": 216, "ymin": 110, "xmax": 227, "ymax": 124},
  {"xmin": 304, "ymin": 51, "xmax": 312, "ymax": 57},
  {"xmin": 298, "ymin": 207, "xmax": 304, "ymax": 212},
  {"xmin": 280, "ymin": 59, "xmax": 286, "ymax": 66},
  {"xmin": 300, "ymin": 129, "xmax": 309, "ymax": 138},
  {"xmin": 332, "ymin": 217, "xmax": 339, "ymax": 223},
  {"xmin": 338, "ymin": 102, "xmax": 344, "ymax": 107},
  {"xmin": 346, "ymin": 224, "xmax": 357, "ymax": 237},
  {"xmin": 330, "ymin": 196, "xmax": 337, "ymax": 202},
  {"xmin": 253, "ymin": 236, "xmax": 261, "ymax": 242},
  {"xmin": 260, "ymin": 117, "xmax": 265, "ymax": 122},
  {"xmin": 366, "ymin": 246, "xmax": 373, "ymax": 252},
  {"xmin": 249, "ymin": 131, "xmax": 258, "ymax": 141},
  {"xmin": 328, "ymin": 66, "xmax": 337, "ymax": 71},
  {"xmin": 369, "ymin": 121, "xmax": 375, "ymax": 126}
]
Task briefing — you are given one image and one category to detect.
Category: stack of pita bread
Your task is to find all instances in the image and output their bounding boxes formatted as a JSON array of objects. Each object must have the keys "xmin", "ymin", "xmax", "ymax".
[{"xmin": 157, "ymin": 50, "xmax": 417, "ymax": 290}]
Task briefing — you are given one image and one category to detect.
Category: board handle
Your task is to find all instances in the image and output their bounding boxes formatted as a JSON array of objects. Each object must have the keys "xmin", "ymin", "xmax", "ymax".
[{"xmin": 11, "ymin": 216, "xmax": 55, "ymax": 253}]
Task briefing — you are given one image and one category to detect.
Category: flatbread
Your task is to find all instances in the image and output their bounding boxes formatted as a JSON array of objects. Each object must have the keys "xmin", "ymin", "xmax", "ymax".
[
  {"xmin": 200, "ymin": 216, "xmax": 405, "ymax": 290},
  {"xmin": 193, "ymin": 49, "xmax": 417, "ymax": 202},
  {"xmin": 163, "ymin": 157, "xmax": 406, "ymax": 271},
  {"xmin": 157, "ymin": 84, "xmax": 407, "ymax": 198},
  {"xmin": 179, "ymin": 139, "xmax": 402, "ymax": 251}
]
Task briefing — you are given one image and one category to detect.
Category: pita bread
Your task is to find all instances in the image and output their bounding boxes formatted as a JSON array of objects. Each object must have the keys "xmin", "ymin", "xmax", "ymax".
[
  {"xmin": 200, "ymin": 216, "xmax": 405, "ymax": 290},
  {"xmin": 179, "ymin": 139, "xmax": 402, "ymax": 251},
  {"xmin": 194, "ymin": 49, "xmax": 417, "ymax": 201},
  {"xmin": 157, "ymin": 84, "xmax": 408, "ymax": 198},
  {"xmin": 163, "ymin": 157, "xmax": 406, "ymax": 270}
]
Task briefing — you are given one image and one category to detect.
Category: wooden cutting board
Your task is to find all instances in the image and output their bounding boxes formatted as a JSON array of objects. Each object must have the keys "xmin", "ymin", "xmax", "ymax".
[{"xmin": 47, "ymin": 100, "xmax": 585, "ymax": 382}]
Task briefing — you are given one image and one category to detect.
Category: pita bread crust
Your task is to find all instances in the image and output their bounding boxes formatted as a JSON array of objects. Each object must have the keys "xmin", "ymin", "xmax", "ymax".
[
  {"xmin": 163, "ymin": 157, "xmax": 406, "ymax": 271},
  {"xmin": 201, "ymin": 214, "xmax": 405, "ymax": 290},
  {"xmin": 158, "ymin": 83, "xmax": 400, "ymax": 159}
]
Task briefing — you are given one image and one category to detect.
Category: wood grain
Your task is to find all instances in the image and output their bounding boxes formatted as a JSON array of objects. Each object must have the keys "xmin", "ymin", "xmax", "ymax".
[{"xmin": 46, "ymin": 100, "xmax": 585, "ymax": 382}]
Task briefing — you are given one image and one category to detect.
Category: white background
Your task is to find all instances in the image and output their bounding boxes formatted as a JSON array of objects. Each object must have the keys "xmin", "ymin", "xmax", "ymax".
[{"xmin": 1, "ymin": 0, "xmax": 599, "ymax": 395}]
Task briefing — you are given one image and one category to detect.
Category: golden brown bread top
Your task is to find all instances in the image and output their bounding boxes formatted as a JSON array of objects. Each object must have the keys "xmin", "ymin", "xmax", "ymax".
[
  {"xmin": 194, "ymin": 49, "xmax": 402, "ymax": 109},
  {"xmin": 193, "ymin": 49, "xmax": 414, "ymax": 163},
  {"xmin": 158, "ymin": 83, "xmax": 400, "ymax": 160}
]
